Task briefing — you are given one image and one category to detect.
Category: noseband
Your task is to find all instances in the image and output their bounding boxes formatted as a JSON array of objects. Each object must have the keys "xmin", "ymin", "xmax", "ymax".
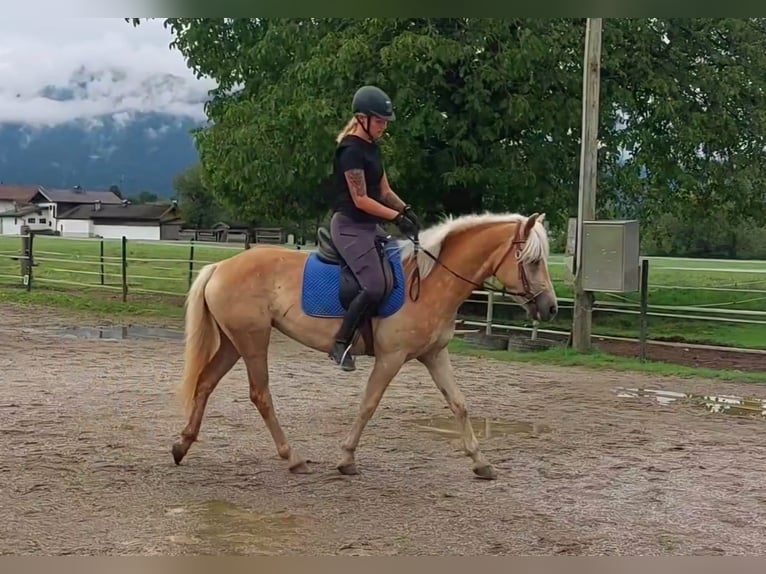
[{"xmin": 406, "ymin": 221, "xmax": 544, "ymax": 306}]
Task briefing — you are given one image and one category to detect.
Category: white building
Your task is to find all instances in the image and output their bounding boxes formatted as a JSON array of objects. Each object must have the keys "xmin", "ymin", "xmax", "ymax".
[
  {"xmin": 56, "ymin": 201, "xmax": 183, "ymax": 240},
  {"xmin": 0, "ymin": 184, "xmax": 45, "ymax": 235},
  {"xmin": 0, "ymin": 184, "xmax": 124, "ymax": 235}
]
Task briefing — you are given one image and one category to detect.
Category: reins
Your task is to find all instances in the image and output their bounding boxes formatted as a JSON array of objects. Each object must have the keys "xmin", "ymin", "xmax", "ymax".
[{"xmin": 401, "ymin": 222, "xmax": 540, "ymax": 305}]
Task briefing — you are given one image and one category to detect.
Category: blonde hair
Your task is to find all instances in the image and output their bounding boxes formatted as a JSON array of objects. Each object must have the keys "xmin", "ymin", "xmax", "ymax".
[{"xmin": 335, "ymin": 116, "xmax": 360, "ymax": 144}]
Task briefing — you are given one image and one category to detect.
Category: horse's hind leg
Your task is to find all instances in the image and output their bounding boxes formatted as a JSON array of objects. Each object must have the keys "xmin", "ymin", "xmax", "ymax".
[
  {"xmin": 172, "ymin": 333, "xmax": 240, "ymax": 464},
  {"xmin": 239, "ymin": 332, "xmax": 310, "ymax": 474},
  {"xmin": 418, "ymin": 345, "xmax": 496, "ymax": 480}
]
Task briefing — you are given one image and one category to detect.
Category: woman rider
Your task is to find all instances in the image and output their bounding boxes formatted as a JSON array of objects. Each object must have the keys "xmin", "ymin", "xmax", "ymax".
[{"xmin": 327, "ymin": 85, "xmax": 421, "ymax": 371}]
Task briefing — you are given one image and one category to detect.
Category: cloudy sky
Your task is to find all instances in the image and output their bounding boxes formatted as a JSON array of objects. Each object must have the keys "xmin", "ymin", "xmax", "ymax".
[{"xmin": 0, "ymin": 17, "xmax": 217, "ymax": 127}]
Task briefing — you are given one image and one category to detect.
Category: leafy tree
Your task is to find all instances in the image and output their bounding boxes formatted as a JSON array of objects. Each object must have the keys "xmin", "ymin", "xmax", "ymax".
[
  {"xmin": 129, "ymin": 18, "xmax": 766, "ymax": 238},
  {"xmin": 599, "ymin": 18, "xmax": 766, "ymax": 227},
  {"xmin": 172, "ymin": 162, "xmax": 228, "ymax": 228},
  {"xmin": 126, "ymin": 190, "xmax": 159, "ymax": 204}
]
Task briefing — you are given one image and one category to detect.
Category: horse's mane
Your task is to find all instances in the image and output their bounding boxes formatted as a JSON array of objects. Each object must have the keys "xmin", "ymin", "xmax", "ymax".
[{"xmin": 394, "ymin": 211, "xmax": 549, "ymax": 279}]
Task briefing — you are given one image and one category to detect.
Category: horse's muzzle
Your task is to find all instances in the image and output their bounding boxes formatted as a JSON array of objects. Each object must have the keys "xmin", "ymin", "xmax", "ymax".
[{"xmin": 528, "ymin": 292, "xmax": 558, "ymax": 322}]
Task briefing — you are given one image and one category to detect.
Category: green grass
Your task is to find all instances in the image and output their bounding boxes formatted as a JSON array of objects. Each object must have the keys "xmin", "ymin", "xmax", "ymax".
[
  {"xmin": 479, "ymin": 253, "xmax": 766, "ymax": 350},
  {"xmin": 0, "ymin": 233, "xmax": 764, "ymax": 350},
  {"xmin": 0, "ymin": 234, "xmax": 246, "ymax": 298}
]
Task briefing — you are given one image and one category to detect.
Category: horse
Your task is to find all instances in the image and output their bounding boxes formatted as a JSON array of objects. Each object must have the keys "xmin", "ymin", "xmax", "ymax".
[{"xmin": 171, "ymin": 210, "xmax": 558, "ymax": 480}]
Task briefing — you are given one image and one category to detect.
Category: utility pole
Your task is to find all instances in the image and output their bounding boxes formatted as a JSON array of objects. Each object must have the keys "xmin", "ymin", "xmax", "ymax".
[{"xmin": 572, "ymin": 17, "xmax": 603, "ymax": 352}]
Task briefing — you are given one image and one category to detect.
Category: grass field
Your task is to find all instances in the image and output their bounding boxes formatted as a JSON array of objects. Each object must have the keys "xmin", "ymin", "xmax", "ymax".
[
  {"xmin": 482, "ymin": 252, "xmax": 766, "ymax": 349},
  {"xmin": 0, "ymin": 233, "xmax": 764, "ymax": 350}
]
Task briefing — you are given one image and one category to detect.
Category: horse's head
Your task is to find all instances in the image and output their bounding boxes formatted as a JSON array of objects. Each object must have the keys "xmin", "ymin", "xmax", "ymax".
[{"xmin": 488, "ymin": 213, "xmax": 558, "ymax": 322}]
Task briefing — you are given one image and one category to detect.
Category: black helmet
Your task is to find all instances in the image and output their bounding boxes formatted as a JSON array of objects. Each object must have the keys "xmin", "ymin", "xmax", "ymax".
[{"xmin": 352, "ymin": 85, "xmax": 395, "ymax": 121}]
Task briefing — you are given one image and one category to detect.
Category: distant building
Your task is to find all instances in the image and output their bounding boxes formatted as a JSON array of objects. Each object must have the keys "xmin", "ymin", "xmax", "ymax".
[
  {"xmin": 0, "ymin": 184, "xmax": 124, "ymax": 235},
  {"xmin": 56, "ymin": 200, "xmax": 183, "ymax": 241}
]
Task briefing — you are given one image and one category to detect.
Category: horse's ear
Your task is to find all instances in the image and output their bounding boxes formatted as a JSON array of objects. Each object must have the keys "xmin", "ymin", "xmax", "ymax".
[
  {"xmin": 539, "ymin": 212, "xmax": 546, "ymax": 223},
  {"xmin": 524, "ymin": 213, "xmax": 539, "ymax": 237}
]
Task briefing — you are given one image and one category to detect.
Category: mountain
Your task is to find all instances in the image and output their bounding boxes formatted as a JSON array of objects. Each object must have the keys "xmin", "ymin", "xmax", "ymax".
[
  {"xmin": 0, "ymin": 67, "xmax": 212, "ymax": 198},
  {"xmin": 0, "ymin": 113, "xmax": 204, "ymax": 197}
]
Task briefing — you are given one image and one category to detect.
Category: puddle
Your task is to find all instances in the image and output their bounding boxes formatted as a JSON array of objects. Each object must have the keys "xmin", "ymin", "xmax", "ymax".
[
  {"xmin": 166, "ymin": 499, "xmax": 305, "ymax": 555},
  {"xmin": 49, "ymin": 325, "xmax": 183, "ymax": 341},
  {"xmin": 410, "ymin": 415, "xmax": 552, "ymax": 439},
  {"xmin": 616, "ymin": 387, "xmax": 766, "ymax": 418}
]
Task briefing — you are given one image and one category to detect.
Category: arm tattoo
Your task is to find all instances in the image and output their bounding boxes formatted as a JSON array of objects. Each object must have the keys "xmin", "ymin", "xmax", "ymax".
[
  {"xmin": 345, "ymin": 169, "xmax": 367, "ymax": 198},
  {"xmin": 382, "ymin": 190, "xmax": 406, "ymax": 211},
  {"xmin": 379, "ymin": 171, "xmax": 406, "ymax": 211}
]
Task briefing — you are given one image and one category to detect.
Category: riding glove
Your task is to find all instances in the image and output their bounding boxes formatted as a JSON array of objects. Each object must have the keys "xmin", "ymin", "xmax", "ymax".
[
  {"xmin": 393, "ymin": 211, "xmax": 420, "ymax": 236},
  {"xmin": 402, "ymin": 205, "xmax": 421, "ymax": 229}
]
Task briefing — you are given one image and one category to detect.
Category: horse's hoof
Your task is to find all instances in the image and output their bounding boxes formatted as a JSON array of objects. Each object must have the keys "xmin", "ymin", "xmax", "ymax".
[
  {"xmin": 337, "ymin": 463, "xmax": 359, "ymax": 476},
  {"xmin": 473, "ymin": 463, "xmax": 497, "ymax": 480},
  {"xmin": 289, "ymin": 460, "xmax": 312, "ymax": 474},
  {"xmin": 171, "ymin": 443, "xmax": 186, "ymax": 465}
]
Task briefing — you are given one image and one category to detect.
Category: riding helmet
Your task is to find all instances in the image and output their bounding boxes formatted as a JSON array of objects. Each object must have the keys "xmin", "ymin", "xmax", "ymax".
[{"xmin": 352, "ymin": 85, "xmax": 395, "ymax": 121}]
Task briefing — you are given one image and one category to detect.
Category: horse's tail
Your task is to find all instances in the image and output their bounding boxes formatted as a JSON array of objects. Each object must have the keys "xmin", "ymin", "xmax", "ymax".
[{"xmin": 179, "ymin": 262, "xmax": 220, "ymax": 417}]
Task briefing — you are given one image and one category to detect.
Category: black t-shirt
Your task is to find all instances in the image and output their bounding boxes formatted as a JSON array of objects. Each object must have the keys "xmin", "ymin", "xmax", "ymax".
[{"xmin": 329, "ymin": 134, "xmax": 385, "ymax": 223}]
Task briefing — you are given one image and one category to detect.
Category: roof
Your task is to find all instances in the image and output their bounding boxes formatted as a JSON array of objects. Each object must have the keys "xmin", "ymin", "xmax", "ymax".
[
  {"xmin": 36, "ymin": 186, "xmax": 123, "ymax": 205},
  {"xmin": 57, "ymin": 202, "xmax": 180, "ymax": 222},
  {"xmin": 0, "ymin": 203, "xmax": 45, "ymax": 218},
  {"xmin": 0, "ymin": 184, "xmax": 41, "ymax": 203}
]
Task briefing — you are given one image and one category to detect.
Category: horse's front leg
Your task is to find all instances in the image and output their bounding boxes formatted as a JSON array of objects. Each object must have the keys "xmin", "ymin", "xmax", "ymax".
[
  {"xmin": 418, "ymin": 345, "xmax": 497, "ymax": 480},
  {"xmin": 337, "ymin": 351, "xmax": 406, "ymax": 475}
]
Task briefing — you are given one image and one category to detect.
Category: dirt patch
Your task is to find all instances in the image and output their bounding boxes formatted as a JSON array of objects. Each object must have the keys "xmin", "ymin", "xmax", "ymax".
[
  {"xmin": 593, "ymin": 337, "xmax": 766, "ymax": 372},
  {"xmin": 2, "ymin": 303, "xmax": 766, "ymax": 556}
]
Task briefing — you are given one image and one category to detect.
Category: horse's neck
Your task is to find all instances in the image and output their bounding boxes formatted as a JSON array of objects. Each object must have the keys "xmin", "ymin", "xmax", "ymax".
[{"xmin": 420, "ymin": 224, "xmax": 509, "ymax": 314}]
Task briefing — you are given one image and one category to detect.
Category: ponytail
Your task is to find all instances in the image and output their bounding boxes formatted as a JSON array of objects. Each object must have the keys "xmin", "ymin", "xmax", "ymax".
[{"xmin": 335, "ymin": 116, "xmax": 359, "ymax": 144}]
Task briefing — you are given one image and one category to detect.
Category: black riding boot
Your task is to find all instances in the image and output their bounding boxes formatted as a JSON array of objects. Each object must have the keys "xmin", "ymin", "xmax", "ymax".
[{"xmin": 329, "ymin": 290, "xmax": 375, "ymax": 372}]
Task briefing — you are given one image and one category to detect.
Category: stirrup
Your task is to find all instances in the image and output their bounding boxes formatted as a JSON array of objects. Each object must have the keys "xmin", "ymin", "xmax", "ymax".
[{"xmin": 330, "ymin": 341, "xmax": 356, "ymax": 372}]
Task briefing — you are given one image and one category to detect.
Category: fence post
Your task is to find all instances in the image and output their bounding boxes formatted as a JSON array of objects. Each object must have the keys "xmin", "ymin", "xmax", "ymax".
[
  {"xmin": 638, "ymin": 258, "xmax": 650, "ymax": 361},
  {"xmin": 20, "ymin": 230, "xmax": 34, "ymax": 291},
  {"xmin": 121, "ymin": 236, "xmax": 127, "ymax": 302},
  {"xmin": 188, "ymin": 239, "xmax": 195, "ymax": 289},
  {"xmin": 485, "ymin": 291, "xmax": 494, "ymax": 335},
  {"xmin": 28, "ymin": 232, "xmax": 34, "ymax": 292},
  {"xmin": 99, "ymin": 238, "xmax": 105, "ymax": 285}
]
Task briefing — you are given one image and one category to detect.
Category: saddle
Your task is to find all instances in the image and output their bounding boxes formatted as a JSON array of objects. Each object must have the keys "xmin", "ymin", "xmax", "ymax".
[
  {"xmin": 315, "ymin": 226, "xmax": 396, "ymax": 312},
  {"xmin": 301, "ymin": 226, "xmax": 404, "ymax": 356}
]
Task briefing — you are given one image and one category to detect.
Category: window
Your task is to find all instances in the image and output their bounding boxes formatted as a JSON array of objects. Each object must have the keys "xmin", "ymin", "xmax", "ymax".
[
  {"xmin": 28, "ymin": 218, "xmax": 36, "ymax": 223},
  {"xmin": 39, "ymin": 218, "xmax": 46, "ymax": 224}
]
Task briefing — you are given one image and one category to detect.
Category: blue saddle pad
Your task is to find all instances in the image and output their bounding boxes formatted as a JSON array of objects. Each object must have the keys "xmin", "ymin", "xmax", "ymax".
[{"xmin": 301, "ymin": 248, "xmax": 406, "ymax": 319}]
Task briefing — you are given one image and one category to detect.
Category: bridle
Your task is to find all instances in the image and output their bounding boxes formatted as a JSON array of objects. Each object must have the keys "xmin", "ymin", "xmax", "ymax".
[{"xmin": 404, "ymin": 221, "xmax": 545, "ymax": 308}]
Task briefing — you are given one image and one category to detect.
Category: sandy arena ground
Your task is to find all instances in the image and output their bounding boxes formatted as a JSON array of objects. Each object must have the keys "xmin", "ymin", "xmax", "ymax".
[{"xmin": 2, "ymin": 303, "xmax": 766, "ymax": 556}]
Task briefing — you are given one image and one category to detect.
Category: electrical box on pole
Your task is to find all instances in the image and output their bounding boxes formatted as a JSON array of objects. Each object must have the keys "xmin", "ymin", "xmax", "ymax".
[{"xmin": 567, "ymin": 218, "xmax": 641, "ymax": 293}]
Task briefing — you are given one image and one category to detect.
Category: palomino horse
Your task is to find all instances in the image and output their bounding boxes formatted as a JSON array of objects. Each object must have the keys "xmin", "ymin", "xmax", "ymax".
[{"xmin": 171, "ymin": 211, "xmax": 558, "ymax": 480}]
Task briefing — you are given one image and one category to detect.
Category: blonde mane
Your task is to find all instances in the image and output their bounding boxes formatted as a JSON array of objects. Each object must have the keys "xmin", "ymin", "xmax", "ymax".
[{"xmin": 394, "ymin": 211, "xmax": 549, "ymax": 279}]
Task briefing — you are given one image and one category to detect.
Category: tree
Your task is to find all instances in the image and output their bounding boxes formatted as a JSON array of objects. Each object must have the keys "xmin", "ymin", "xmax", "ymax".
[
  {"xmin": 172, "ymin": 162, "xmax": 228, "ymax": 228},
  {"xmin": 126, "ymin": 190, "xmax": 159, "ymax": 204},
  {"xmin": 129, "ymin": 18, "xmax": 766, "ymax": 234},
  {"xmin": 598, "ymin": 18, "xmax": 766, "ymax": 227}
]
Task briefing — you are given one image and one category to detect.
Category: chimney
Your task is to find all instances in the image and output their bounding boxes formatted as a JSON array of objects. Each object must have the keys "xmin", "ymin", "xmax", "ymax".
[{"xmin": 93, "ymin": 200, "xmax": 101, "ymax": 211}]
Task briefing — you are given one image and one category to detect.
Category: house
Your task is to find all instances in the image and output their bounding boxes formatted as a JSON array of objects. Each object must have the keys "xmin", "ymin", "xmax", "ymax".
[
  {"xmin": 0, "ymin": 184, "xmax": 39, "ymax": 212},
  {"xmin": 0, "ymin": 184, "xmax": 123, "ymax": 235},
  {"xmin": 35, "ymin": 185, "xmax": 124, "ymax": 233},
  {"xmin": 57, "ymin": 200, "xmax": 184, "ymax": 240},
  {"xmin": 0, "ymin": 184, "xmax": 44, "ymax": 235}
]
